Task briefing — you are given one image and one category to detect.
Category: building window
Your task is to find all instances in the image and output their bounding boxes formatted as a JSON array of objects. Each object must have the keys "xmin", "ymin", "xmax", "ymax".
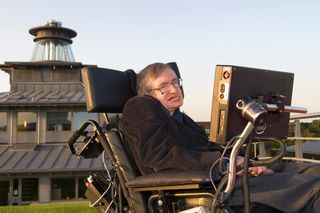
[
  {"xmin": 72, "ymin": 112, "xmax": 98, "ymax": 131},
  {"xmin": 0, "ymin": 112, "xmax": 7, "ymax": 131},
  {"xmin": 17, "ymin": 112, "xmax": 37, "ymax": 131},
  {"xmin": 22, "ymin": 178, "xmax": 38, "ymax": 201},
  {"xmin": 51, "ymin": 178, "xmax": 75, "ymax": 200},
  {"xmin": 47, "ymin": 112, "xmax": 71, "ymax": 131},
  {"xmin": 78, "ymin": 177, "xmax": 87, "ymax": 199},
  {"xmin": 43, "ymin": 70, "xmax": 52, "ymax": 82},
  {"xmin": 0, "ymin": 181, "xmax": 9, "ymax": 205}
]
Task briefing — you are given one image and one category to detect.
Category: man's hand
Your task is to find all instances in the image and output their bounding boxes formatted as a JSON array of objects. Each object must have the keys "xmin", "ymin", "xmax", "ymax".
[
  {"xmin": 236, "ymin": 156, "xmax": 273, "ymax": 176},
  {"xmin": 248, "ymin": 166, "xmax": 273, "ymax": 176}
]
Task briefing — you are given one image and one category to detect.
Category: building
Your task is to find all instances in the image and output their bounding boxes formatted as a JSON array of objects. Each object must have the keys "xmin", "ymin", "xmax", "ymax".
[
  {"xmin": 286, "ymin": 141, "xmax": 320, "ymax": 160},
  {"xmin": 0, "ymin": 20, "xmax": 105, "ymax": 205}
]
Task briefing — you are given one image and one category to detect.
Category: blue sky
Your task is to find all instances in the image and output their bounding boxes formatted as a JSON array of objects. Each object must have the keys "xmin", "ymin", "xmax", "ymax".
[{"xmin": 0, "ymin": 0, "xmax": 320, "ymax": 121}]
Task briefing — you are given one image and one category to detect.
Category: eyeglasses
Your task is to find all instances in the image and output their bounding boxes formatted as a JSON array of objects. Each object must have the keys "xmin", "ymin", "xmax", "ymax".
[{"xmin": 149, "ymin": 78, "xmax": 183, "ymax": 94}]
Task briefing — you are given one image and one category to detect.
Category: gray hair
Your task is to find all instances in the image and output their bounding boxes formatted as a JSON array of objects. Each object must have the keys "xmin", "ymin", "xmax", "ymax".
[{"xmin": 136, "ymin": 63, "xmax": 173, "ymax": 96}]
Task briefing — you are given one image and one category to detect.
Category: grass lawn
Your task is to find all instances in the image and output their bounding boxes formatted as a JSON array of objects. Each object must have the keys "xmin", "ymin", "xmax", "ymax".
[{"xmin": 0, "ymin": 201, "xmax": 97, "ymax": 213}]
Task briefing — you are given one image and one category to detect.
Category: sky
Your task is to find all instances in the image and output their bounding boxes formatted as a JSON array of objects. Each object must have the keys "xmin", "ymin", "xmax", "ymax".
[{"xmin": 0, "ymin": 0, "xmax": 320, "ymax": 121}]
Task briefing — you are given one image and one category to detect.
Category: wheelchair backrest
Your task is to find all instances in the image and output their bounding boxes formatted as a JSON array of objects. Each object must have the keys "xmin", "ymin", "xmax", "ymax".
[{"xmin": 81, "ymin": 66, "xmax": 137, "ymax": 113}]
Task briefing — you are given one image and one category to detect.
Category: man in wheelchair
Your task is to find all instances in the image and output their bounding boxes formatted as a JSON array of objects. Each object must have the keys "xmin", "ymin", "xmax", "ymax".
[
  {"xmin": 69, "ymin": 62, "xmax": 320, "ymax": 213},
  {"xmin": 119, "ymin": 62, "xmax": 272, "ymax": 176}
]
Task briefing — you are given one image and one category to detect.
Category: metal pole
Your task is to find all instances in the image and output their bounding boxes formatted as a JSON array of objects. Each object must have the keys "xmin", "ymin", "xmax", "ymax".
[
  {"xmin": 294, "ymin": 120, "xmax": 303, "ymax": 158},
  {"xmin": 224, "ymin": 122, "xmax": 254, "ymax": 197}
]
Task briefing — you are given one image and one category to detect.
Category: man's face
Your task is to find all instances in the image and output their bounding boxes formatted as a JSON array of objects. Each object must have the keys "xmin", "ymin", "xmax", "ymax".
[{"xmin": 148, "ymin": 68, "xmax": 184, "ymax": 115}]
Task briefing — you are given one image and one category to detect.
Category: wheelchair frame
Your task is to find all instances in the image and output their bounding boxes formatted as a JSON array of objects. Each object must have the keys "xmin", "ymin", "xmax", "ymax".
[{"xmin": 68, "ymin": 63, "xmax": 305, "ymax": 213}]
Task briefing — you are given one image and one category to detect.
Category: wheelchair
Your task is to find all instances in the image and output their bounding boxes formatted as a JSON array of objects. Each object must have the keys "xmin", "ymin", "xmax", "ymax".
[{"xmin": 68, "ymin": 63, "xmax": 304, "ymax": 213}]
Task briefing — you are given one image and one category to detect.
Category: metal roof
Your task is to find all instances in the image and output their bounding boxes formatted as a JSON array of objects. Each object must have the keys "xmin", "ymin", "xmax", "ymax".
[
  {"xmin": 286, "ymin": 141, "xmax": 320, "ymax": 155},
  {"xmin": 0, "ymin": 61, "xmax": 84, "ymax": 69},
  {"xmin": 0, "ymin": 89, "xmax": 86, "ymax": 107},
  {"xmin": 0, "ymin": 144, "xmax": 105, "ymax": 174}
]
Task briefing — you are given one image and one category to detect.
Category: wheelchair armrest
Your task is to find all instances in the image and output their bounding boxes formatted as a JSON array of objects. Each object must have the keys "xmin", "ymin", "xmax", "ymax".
[{"xmin": 126, "ymin": 170, "xmax": 220, "ymax": 191}]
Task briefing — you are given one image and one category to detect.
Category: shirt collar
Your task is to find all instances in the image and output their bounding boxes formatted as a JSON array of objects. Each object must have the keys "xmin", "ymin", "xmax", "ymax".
[{"xmin": 172, "ymin": 109, "xmax": 183, "ymax": 124}]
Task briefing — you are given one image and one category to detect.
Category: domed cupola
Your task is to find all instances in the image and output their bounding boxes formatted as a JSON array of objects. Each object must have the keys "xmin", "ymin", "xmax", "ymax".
[{"xmin": 29, "ymin": 19, "xmax": 77, "ymax": 62}]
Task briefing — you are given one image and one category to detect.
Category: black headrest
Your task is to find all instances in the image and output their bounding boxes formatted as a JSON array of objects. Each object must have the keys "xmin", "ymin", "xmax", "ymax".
[
  {"xmin": 82, "ymin": 66, "xmax": 137, "ymax": 113},
  {"xmin": 81, "ymin": 62, "xmax": 181, "ymax": 113},
  {"xmin": 167, "ymin": 62, "xmax": 181, "ymax": 79}
]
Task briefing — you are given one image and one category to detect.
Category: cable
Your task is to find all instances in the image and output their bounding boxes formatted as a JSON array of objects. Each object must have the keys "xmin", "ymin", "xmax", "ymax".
[
  {"xmin": 209, "ymin": 135, "xmax": 241, "ymax": 212},
  {"xmin": 210, "ymin": 156, "xmax": 229, "ymax": 192},
  {"xmin": 211, "ymin": 175, "xmax": 228, "ymax": 213},
  {"xmin": 218, "ymin": 136, "xmax": 239, "ymax": 174},
  {"xmin": 105, "ymin": 186, "xmax": 118, "ymax": 213},
  {"xmin": 89, "ymin": 182, "xmax": 112, "ymax": 207},
  {"xmin": 210, "ymin": 136, "xmax": 239, "ymax": 180},
  {"xmin": 103, "ymin": 151, "xmax": 112, "ymax": 180},
  {"xmin": 105, "ymin": 200, "xmax": 115, "ymax": 213},
  {"xmin": 243, "ymin": 135, "xmax": 252, "ymax": 213},
  {"xmin": 250, "ymin": 137, "xmax": 286, "ymax": 166},
  {"xmin": 89, "ymin": 151, "xmax": 117, "ymax": 210},
  {"xmin": 209, "ymin": 135, "xmax": 240, "ymax": 195}
]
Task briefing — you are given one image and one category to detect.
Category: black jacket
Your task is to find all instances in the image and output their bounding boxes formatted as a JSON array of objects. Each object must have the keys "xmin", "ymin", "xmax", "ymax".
[{"xmin": 118, "ymin": 95, "xmax": 222, "ymax": 175}]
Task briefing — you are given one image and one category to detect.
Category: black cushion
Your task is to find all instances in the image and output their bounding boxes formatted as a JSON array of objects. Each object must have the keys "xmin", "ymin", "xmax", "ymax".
[{"xmin": 81, "ymin": 66, "xmax": 137, "ymax": 113}]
